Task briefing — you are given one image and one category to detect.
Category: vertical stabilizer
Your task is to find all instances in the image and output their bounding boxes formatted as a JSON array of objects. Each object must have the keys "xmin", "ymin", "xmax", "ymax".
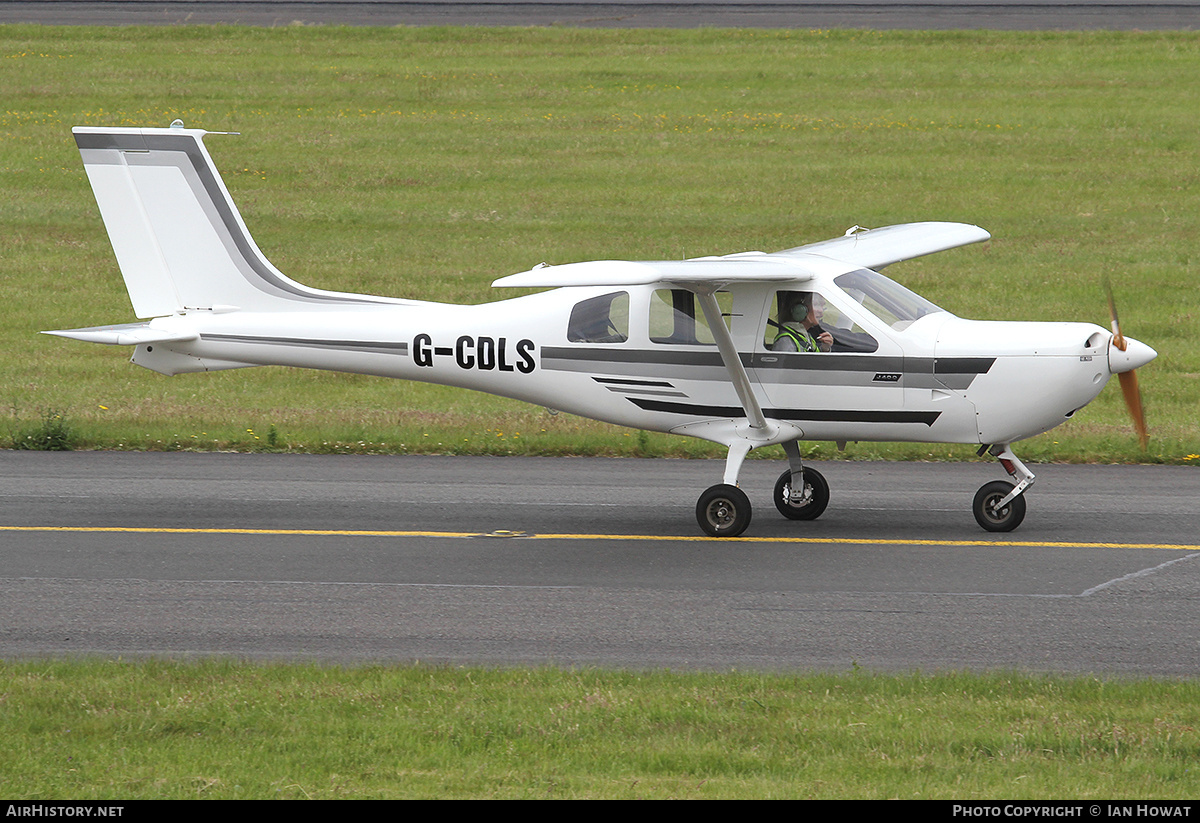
[{"xmin": 74, "ymin": 124, "xmax": 403, "ymax": 318}]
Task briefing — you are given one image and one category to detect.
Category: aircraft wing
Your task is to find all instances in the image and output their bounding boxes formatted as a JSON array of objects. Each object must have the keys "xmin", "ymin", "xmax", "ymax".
[
  {"xmin": 774, "ymin": 222, "xmax": 990, "ymax": 270},
  {"xmin": 42, "ymin": 322, "xmax": 197, "ymax": 346},
  {"xmin": 492, "ymin": 257, "xmax": 811, "ymax": 290},
  {"xmin": 494, "ymin": 223, "xmax": 988, "ymax": 290}
]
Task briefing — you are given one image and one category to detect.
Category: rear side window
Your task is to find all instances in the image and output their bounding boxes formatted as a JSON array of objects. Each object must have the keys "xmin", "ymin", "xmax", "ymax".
[
  {"xmin": 650, "ymin": 289, "xmax": 731, "ymax": 345},
  {"xmin": 567, "ymin": 292, "xmax": 629, "ymax": 343}
]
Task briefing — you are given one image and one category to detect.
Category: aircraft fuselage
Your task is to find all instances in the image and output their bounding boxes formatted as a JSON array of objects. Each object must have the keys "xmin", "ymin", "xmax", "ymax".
[{"xmin": 126, "ymin": 279, "xmax": 1121, "ymax": 450}]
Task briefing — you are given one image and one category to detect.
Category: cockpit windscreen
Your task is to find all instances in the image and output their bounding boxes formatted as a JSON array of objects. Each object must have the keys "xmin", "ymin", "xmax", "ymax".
[{"xmin": 834, "ymin": 269, "xmax": 946, "ymax": 330}]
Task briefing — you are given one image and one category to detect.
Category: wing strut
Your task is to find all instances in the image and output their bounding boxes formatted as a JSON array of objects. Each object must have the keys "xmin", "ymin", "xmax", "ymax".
[{"xmin": 694, "ymin": 289, "xmax": 773, "ymax": 437}]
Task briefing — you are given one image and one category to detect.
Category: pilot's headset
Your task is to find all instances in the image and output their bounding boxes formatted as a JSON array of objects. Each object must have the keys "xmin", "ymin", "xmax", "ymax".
[{"xmin": 787, "ymin": 292, "xmax": 814, "ymax": 324}]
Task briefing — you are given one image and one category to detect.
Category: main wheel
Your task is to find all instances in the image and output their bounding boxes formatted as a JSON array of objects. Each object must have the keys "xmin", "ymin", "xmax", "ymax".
[
  {"xmin": 773, "ymin": 468, "xmax": 830, "ymax": 521},
  {"xmin": 973, "ymin": 480, "xmax": 1027, "ymax": 532},
  {"xmin": 696, "ymin": 484, "xmax": 752, "ymax": 537}
]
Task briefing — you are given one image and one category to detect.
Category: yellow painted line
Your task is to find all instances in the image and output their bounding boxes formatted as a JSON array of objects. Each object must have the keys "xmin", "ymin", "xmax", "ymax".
[
  {"xmin": 0, "ymin": 525, "xmax": 477, "ymax": 539},
  {"xmin": 2, "ymin": 525, "xmax": 1199, "ymax": 552}
]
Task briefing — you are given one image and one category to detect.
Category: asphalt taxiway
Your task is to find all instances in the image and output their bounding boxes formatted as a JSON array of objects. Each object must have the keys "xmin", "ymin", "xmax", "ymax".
[
  {"xmin": 3, "ymin": 451, "xmax": 1198, "ymax": 674},
  {"xmin": 4, "ymin": 0, "xmax": 1200, "ymax": 30}
]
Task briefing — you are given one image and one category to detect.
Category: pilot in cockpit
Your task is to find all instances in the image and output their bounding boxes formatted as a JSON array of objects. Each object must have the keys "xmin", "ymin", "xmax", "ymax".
[{"xmin": 772, "ymin": 291, "xmax": 833, "ymax": 353}]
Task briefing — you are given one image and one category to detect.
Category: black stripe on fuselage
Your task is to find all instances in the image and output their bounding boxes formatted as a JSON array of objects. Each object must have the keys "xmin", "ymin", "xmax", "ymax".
[
  {"xmin": 545, "ymin": 346, "xmax": 994, "ymax": 378},
  {"xmin": 544, "ymin": 346, "xmax": 725, "ymax": 367},
  {"xmin": 592, "ymin": 377, "xmax": 677, "ymax": 388},
  {"xmin": 593, "ymin": 376, "xmax": 688, "ymax": 398},
  {"xmin": 200, "ymin": 333, "xmax": 408, "ymax": 355},
  {"xmin": 628, "ymin": 397, "xmax": 941, "ymax": 426}
]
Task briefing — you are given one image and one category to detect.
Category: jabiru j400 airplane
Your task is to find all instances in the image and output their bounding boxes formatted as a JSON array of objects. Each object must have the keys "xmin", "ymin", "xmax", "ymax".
[{"xmin": 47, "ymin": 123, "xmax": 1157, "ymax": 537}]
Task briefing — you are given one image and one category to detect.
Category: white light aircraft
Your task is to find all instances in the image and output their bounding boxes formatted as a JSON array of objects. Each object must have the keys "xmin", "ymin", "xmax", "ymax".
[{"xmin": 48, "ymin": 124, "xmax": 1157, "ymax": 537}]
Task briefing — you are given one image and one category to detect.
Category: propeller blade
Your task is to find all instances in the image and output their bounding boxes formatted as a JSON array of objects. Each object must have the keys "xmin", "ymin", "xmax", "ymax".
[
  {"xmin": 1118, "ymin": 370, "xmax": 1149, "ymax": 450},
  {"xmin": 1105, "ymin": 278, "xmax": 1127, "ymax": 352},
  {"xmin": 1105, "ymin": 279, "xmax": 1149, "ymax": 449}
]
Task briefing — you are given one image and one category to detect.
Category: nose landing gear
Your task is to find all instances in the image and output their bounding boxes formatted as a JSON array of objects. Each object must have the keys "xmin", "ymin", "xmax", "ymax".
[{"xmin": 973, "ymin": 445, "xmax": 1035, "ymax": 532}]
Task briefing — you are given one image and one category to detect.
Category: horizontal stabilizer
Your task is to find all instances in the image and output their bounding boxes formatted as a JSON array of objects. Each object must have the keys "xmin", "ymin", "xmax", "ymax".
[
  {"xmin": 776, "ymin": 222, "xmax": 990, "ymax": 270},
  {"xmin": 493, "ymin": 258, "xmax": 813, "ymax": 290},
  {"xmin": 42, "ymin": 322, "xmax": 197, "ymax": 346}
]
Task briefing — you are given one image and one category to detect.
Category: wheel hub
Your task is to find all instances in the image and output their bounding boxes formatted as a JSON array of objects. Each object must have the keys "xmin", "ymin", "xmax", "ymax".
[{"xmin": 705, "ymin": 499, "xmax": 735, "ymax": 528}]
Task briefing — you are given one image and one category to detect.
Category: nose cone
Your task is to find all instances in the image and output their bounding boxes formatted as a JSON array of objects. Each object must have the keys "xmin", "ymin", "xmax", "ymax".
[{"xmin": 1109, "ymin": 336, "xmax": 1157, "ymax": 374}]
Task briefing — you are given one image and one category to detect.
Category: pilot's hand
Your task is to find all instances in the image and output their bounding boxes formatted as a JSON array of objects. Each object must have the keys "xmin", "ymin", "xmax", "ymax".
[{"xmin": 816, "ymin": 332, "xmax": 833, "ymax": 351}]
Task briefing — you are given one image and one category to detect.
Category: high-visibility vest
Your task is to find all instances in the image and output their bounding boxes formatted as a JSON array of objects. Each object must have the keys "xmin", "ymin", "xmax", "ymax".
[{"xmin": 772, "ymin": 325, "xmax": 820, "ymax": 353}]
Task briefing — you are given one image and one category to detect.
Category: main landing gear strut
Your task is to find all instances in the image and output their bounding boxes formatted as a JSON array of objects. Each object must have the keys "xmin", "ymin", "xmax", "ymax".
[
  {"xmin": 695, "ymin": 440, "xmax": 1037, "ymax": 537},
  {"xmin": 695, "ymin": 440, "xmax": 829, "ymax": 537}
]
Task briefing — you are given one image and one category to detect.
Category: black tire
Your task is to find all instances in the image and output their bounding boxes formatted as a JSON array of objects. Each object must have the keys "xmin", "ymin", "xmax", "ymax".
[
  {"xmin": 973, "ymin": 480, "xmax": 1027, "ymax": 532},
  {"xmin": 696, "ymin": 484, "xmax": 752, "ymax": 537},
  {"xmin": 773, "ymin": 468, "xmax": 830, "ymax": 521}
]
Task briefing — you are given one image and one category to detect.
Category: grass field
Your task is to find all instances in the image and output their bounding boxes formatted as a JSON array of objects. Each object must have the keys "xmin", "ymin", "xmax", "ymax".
[
  {"xmin": 1, "ymin": 24, "xmax": 1197, "ymax": 464},
  {"xmin": 2, "ymin": 660, "xmax": 1199, "ymax": 799}
]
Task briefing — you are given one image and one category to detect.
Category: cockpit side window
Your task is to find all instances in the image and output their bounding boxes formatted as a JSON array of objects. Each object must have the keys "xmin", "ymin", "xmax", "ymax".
[
  {"xmin": 567, "ymin": 291, "xmax": 629, "ymax": 343},
  {"xmin": 764, "ymin": 289, "xmax": 879, "ymax": 353},
  {"xmin": 650, "ymin": 289, "xmax": 731, "ymax": 345}
]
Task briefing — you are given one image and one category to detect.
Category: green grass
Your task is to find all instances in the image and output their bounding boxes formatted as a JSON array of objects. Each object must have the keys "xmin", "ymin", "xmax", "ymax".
[
  {"xmin": 2, "ymin": 25, "xmax": 1198, "ymax": 463},
  {"xmin": 1, "ymin": 660, "xmax": 1198, "ymax": 799}
]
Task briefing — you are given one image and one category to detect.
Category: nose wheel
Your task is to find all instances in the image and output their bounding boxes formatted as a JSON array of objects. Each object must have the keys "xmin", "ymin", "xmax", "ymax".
[{"xmin": 972, "ymin": 480, "xmax": 1027, "ymax": 532}]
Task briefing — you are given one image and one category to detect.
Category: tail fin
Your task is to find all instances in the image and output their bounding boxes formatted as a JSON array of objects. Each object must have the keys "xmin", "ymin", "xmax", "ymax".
[{"xmin": 74, "ymin": 123, "xmax": 404, "ymax": 318}]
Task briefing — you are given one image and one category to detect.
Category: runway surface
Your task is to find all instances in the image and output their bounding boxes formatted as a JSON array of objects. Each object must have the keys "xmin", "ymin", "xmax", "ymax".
[
  {"xmin": 3, "ymin": 451, "xmax": 1198, "ymax": 674},
  {"xmin": 4, "ymin": 0, "xmax": 1200, "ymax": 30}
]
